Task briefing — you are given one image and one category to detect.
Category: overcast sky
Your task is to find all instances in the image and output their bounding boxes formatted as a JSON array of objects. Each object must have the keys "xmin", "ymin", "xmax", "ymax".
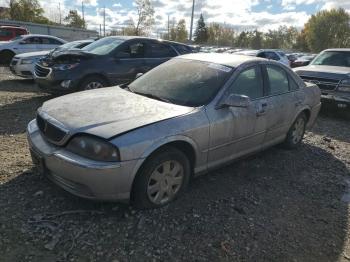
[{"xmin": 1, "ymin": 0, "xmax": 349, "ymax": 34}]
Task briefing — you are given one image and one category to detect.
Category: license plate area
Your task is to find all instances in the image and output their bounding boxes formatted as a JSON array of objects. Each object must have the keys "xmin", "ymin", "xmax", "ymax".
[{"xmin": 30, "ymin": 148, "xmax": 46, "ymax": 175}]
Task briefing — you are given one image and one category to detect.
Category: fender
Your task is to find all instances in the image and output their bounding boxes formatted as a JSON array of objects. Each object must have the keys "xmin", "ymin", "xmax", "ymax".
[
  {"xmin": 291, "ymin": 105, "xmax": 311, "ymax": 127},
  {"xmin": 129, "ymin": 135, "xmax": 200, "ymax": 182}
]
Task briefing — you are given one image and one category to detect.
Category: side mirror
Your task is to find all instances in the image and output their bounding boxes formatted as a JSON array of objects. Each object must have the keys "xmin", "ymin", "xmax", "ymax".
[
  {"xmin": 220, "ymin": 94, "xmax": 251, "ymax": 108},
  {"xmin": 135, "ymin": 73, "xmax": 143, "ymax": 79}
]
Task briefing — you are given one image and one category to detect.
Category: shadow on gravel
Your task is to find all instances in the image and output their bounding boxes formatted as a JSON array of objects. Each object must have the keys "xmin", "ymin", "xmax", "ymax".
[
  {"xmin": 0, "ymin": 79, "xmax": 40, "ymax": 93},
  {"xmin": 0, "ymin": 95, "xmax": 52, "ymax": 135},
  {"xmin": 0, "ymin": 142, "xmax": 349, "ymax": 261}
]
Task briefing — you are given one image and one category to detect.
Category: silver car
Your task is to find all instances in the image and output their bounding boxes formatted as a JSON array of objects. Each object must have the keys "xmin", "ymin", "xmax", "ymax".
[{"xmin": 27, "ymin": 53, "xmax": 321, "ymax": 209}]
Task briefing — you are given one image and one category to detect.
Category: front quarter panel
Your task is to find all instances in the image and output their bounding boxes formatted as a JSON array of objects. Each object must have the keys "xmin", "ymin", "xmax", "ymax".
[{"xmin": 110, "ymin": 108, "xmax": 210, "ymax": 174}]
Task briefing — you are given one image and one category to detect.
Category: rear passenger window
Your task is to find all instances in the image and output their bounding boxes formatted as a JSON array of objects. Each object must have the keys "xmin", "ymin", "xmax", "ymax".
[
  {"xmin": 289, "ymin": 76, "xmax": 299, "ymax": 91},
  {"xmin": 228, "ymin": 67, "xmax": 263, "ymax": 99},
  {"xmin": 149, "ymin": 42, "xmax": 176, "ymax": 58},
  {"xmin": 266, "ymin": 65, "xmax": 289, "ymax": 95},
  {"xmin": 174, "ymin": 44, "xmax": 192, "ymax": 55}
]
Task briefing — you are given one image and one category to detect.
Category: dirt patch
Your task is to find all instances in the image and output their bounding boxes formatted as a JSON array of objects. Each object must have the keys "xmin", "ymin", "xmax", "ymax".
[{"xmin": 0, "ymin": 67, "xmax": 350, "ymax": 262}]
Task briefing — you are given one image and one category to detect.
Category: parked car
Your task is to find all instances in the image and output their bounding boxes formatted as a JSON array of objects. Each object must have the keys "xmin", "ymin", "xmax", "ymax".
[
  {"xmin": 0, "ymin": 34, "xmax": 66, "ymax": 65},
  {"xmin": 10, "ymin": 39, "xmax": 94, "ymax": 79},
  {"xmin": 0, "ymin": 25, "xmax": 29, "ymax": 41},
  {"xmin": 236, "ymin": 49, "xmax": 290, "ymax": 66},
  {"xmin": 33, "ymin": 36, "xmax": 193, "ymax": 93},
  {"xmin": 27, "ymin": 53, "xmax": 321, "ymax": 208},
  {"xmin": 294, "ymin": 48, "xmax": 350, "ymax": 111},
  {"xmin": 291, "ymin": 55, "xmax": 316, "ymax": 68}
]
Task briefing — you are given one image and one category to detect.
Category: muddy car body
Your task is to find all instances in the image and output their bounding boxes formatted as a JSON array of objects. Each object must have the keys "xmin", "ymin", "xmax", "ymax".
[
  {"xmin": 27, "ymin": 54, "xmax": 321, "ymax": 208},
  {"xmin": 33, "ymin": 36, "xmax": 193, "ymax": 93},
  {"xmin": 294, "ymin": 49, "xmax": 350, "ymax": 111}
]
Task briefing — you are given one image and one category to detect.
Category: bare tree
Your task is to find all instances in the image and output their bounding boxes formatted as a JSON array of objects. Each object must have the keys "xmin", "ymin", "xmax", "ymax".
[{"xmin": 134, "ymin": 0, "xmax": 154, "ymax": 36}]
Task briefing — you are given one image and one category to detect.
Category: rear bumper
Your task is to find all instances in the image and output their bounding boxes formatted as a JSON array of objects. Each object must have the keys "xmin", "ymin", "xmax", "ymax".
[{"xmin": 27, "ymin": 119, "xmax": 141, "ymax": 202}]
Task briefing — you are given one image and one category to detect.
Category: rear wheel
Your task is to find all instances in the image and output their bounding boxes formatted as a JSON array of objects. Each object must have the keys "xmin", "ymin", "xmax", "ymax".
[
  {"xmin": 132, "ymin": 147, "xmax": 191, "ymax": 209},
  {"xmin": 283, "ymin": 113, "xmax": 307, "ymax": 149},
  {"xmin": 0, "ymin": 50, "xmax": 15, "ymax": 65},
  {"xmin": 80, "ymin": 76, "xmax": 108, "ymax": 91}
]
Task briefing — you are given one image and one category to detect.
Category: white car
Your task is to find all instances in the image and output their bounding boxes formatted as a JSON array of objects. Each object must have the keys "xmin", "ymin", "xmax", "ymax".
[
  {"xmin": 236, "ymin": 49, "xmax": 290, "ymax": 66},
  {"xmin": 9, "ymin": 40, "xmax": 94, "ymax": 79},
  {"xmin": 0, "ymin": 34, "xmax": 66, "ymax": 65}
]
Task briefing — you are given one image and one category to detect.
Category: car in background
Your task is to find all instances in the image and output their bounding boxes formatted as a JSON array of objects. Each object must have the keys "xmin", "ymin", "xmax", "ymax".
[
  {"xmin": 236, "ymin": 49, "xmax": 290, "ymax": 66},
  {"xmin": 0, "ymin": 25, "xmax": 29, "ymax": 41},
  {"xmin": 34, "ymin": 36, "xmax": 193, "ymax": 94},
  {"xmin": 291, "ymin": 55, "xmax": 316, "ymax": 68},
  {"xmin": 10, "ymin": 39, "xmax": 94, "ymax": 79},
  {"xmin": 294, "ymin": 48, "xmax": 350, "ymax": 111},
  {"xmin": 27, "ymin": 53, "xmax": 321, "ymax": 208},
  {"xmin": 0, "ymin": 34, "xmax": 67, "ymax": 65}
]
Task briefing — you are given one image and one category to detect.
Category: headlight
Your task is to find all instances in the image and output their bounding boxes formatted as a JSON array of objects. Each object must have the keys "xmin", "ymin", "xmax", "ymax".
[
  {"xmin": 21, "ymin": 59, "xmax": 34, "ymax": 64},
  {"xmin": 338, "ymin": 79, "xmax": 350, "ymax": 92},
  {"xmin": 66, "ymin": 135, "xmax": 120, "ymax": 162},
  {"xmin": 53, "ymin": 63, "xmax": 79, "ymax": 71}
]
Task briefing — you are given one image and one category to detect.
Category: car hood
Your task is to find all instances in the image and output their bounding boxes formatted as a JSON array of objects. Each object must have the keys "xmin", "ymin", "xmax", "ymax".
[
  {"xmin": 294, "ymin": 65, "xmax": 350, "ymax": 80},
  {"xmin": 16, "ymin": 50, "xmax": 50, "ymax": 58},
  {"xmin": 40, "ymin": 49, "xmax": 95, "ymax": 66},
  {"xmin": 39, "ymin": 87, "xmax": 195, "ymax": 139}
]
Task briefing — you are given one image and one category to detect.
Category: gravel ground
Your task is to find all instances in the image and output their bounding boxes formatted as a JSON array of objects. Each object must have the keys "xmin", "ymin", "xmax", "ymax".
[{"xmin": 0, "ymin": 67, "xmax": 349, "ymax": 262}]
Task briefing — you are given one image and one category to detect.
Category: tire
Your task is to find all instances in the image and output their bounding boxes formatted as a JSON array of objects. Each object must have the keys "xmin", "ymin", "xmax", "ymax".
[
  {"xmin": 0, "ymin": 50, "xmax": 15, "ymax": 66},
  {"xmin": 132, "ymin": 147, "xmax": 191, "ymax": 209},
  {"xmin": 79, "ymin": 76, "xmax": 108, "ymax": 91},
  {"xmin": 283, "ymin": 113, "xmax": 307, "ymax": 149}
]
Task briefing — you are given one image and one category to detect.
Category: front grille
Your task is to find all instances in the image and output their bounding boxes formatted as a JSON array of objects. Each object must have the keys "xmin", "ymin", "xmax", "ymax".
[
  {"xmin": 34, "ymin": 64, "xmax": 50, "ymax": 77},
  {"xmin": 300, "ymin": 75, "xmax": 340, "ymax": 91},
  {"xmin": 36, "ymin": 114, "xmax": 67, "ymax": 144}
]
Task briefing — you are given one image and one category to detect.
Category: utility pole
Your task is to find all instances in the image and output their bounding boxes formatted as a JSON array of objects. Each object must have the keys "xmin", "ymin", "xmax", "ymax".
[
  {"xmin": 103, "ymin": 6, "xmax": 106, "ymax": 36},
  {"xmin": 82, "ymin": 1, "xmax": 85, "ymax": 24},
  {"xmin": 167, "ymin": 14, "xmax": 170, "ymax": 40},
  {"xmin": 58, "ymin": 2, "xmax": 61, "ymax": 24},
  {"xmin": 99, "ymin": 24, "xmax": 102, "ymax": 37},
  {"xmin": 189, "ymin": 0, "xmax": 195, "ymax": 41}
]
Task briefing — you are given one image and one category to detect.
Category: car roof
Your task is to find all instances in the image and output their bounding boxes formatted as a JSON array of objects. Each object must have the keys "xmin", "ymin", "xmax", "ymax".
[
  {"xmin": 323, "ymin": 48, "xmax": 350, "ymax": 52},
  {"xmin": 178, "ymin": 53, "xmax": 266, "ymax": 67},
  {"xmin": 103, "ymin": 36, "xmax": 190, "ymax": 46}
]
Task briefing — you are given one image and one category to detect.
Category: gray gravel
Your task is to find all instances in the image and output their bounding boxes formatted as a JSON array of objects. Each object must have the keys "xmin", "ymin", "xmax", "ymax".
[{"xmin": 0, "ymin": 67, "xmax": 349, "ymax": 262}]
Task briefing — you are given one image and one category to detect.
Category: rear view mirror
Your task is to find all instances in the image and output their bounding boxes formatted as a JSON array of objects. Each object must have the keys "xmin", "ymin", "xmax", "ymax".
[{"xmin": 221, "ymin": 94, "xmax": 250, "ymax": 108}]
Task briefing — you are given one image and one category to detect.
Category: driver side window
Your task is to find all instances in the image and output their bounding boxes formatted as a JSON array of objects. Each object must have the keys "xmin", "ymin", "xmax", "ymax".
[
  {"xmin": 116, "ymin": 42, "xmax": 146, "ymax": 58},
  {"xmin": 228, "ymin": 66, "xmax": 264, "ymax": 100}
]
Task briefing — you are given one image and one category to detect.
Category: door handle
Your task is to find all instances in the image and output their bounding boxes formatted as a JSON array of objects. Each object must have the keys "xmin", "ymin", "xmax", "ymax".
[{"xmin": 256, "ymin": 103, "xmax": 267, "ymax": 117}]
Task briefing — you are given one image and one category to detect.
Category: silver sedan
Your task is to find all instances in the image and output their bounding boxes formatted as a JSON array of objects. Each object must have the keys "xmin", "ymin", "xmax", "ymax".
[{"xmin": 27, "ymin": 53, "xmax": 321, "ymax": 209}]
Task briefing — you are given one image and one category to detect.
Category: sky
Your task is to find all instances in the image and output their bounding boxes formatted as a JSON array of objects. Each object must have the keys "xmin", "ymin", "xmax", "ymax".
[{"xmin": 1, "ymin": 0, "xmax": 350, "ymax": 35}]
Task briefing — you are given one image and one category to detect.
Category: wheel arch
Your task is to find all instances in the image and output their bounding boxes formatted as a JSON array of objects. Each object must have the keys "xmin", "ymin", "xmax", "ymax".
[{"xmin": 78, "ymin": 73, "xmax": 111, "ymax": 88}]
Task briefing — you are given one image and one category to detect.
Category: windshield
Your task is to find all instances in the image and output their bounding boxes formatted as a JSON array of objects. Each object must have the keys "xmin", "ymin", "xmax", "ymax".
[
  {"xmin": 128, "ymin": 58, "xmax": 233, "ymax": 107},
  {"xmin": 311, "ymin": 51, "xmax": 350, "ymax": 67},
  {"xmin": 82, "ymin": 37, "xmax": 124, "ymax": 55}
]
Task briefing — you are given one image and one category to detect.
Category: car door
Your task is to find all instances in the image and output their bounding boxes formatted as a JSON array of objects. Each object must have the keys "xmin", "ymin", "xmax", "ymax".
[
  {"xmin": 143, "ymin": 40, "xmax": 177, "ymax": 71},
  {"xmin": 206, "ymin": 65, "xmax": 268, "ymax": 169},
  {"xmin": 16, "ymin": 36, "xmax": 40, "ymax": 54},
  {"xmin": 262, "ymin": 64, "xmax": 297, "ymax": 148},
  {"xmin": 108, "ymin": 40, "xmax": 148, "ymax": 85}
]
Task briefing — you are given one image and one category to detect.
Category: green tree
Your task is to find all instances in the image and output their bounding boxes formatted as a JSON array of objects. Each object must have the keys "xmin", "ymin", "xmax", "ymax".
[
  {"xmin": 175, "ymin": 19, "xmax": 188, "ymax": 42},
  {"xmin": 9, "ymin": 0, "xmax": 50, "ymax": 24},
  {"xmin": 294, "ymin": 29, "xmax": 310, "ymax": 51},
  {"xmin": 64, "ymin": 10, "xmax": 86, "ymax": 29},
  {"xmin": 194, "ymin": 14, "xmax": 208, "ymax": 44},
  {"xmin": 249, "ymin": 30, "xmax": 263, "ymax": 49},
  {"xmin": 304, "ymin": 8, "xmax": 350, "ymax": 52},
  {"xmin": 235, "ymin": 31, "xmax": 249, "ymax": 48}
]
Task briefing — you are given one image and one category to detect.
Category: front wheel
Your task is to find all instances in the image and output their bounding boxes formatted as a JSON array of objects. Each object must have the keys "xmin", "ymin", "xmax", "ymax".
[
  {"xmin": 283, "ymin": 113, "xmax": 307, "ymax": 149},
  {"xmin": 0, "ymin": 50, "xmax": 15, "ymax": 65},
  {"xmin": 132, "ymin": 147, "xmax": 191, "ymax": 209},
  {"xmin": 80, "ymin": 76, "xmax": 108, "ymax": 91}
]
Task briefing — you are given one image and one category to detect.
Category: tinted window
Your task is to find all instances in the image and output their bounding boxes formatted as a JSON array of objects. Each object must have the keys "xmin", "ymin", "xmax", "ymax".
[
  {"xmin": 116, "ymin": 41, "xmax": 146, "ymax": 58},
  {"xmin": 311, "ymin": 51, "xmax": 350, "ymax": 67},
  {"xmin": 128, "ymin": 58, "xmax": 232, "ymax": 107},
  {"xmin": 266, "ymin": 52, "xmax": 280, "ymax": 61},
  {"xmin": 149, "ymin": 42, "xmax": 176, "ymax": 58},
  {"xmin": 0, "ymin": 29, "xmax": 12, "ymax": 37},
  {"xmin": 45, "ymin": 38, "xmax": 64, "ymax": 45},
  {"xmin": 15, "ymin": 29, "xmax": 26, "ymax": 36},
  {"xmin": 23, "ymin": 37, "xmax": 41, "ymax": 44},
  {"xmin": 228, "ymin": 67, "xmax": 263, "ymax": 99},
  {"xmin": 173, "ymin": 44, "xmax": 192, "ymax": 55},
  {"xmin": 266, "ymin": 65, "xmax": 289, "ymax": 95},
  {"xmin": 289, "ymin": 76, "xmax": 299, "ymax": 91}
]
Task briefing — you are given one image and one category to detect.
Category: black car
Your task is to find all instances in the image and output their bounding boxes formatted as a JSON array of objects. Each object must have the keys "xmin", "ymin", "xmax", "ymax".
[{"xmin": 34, "ymin": 36, "xmax": 193, "ymax": 93}]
